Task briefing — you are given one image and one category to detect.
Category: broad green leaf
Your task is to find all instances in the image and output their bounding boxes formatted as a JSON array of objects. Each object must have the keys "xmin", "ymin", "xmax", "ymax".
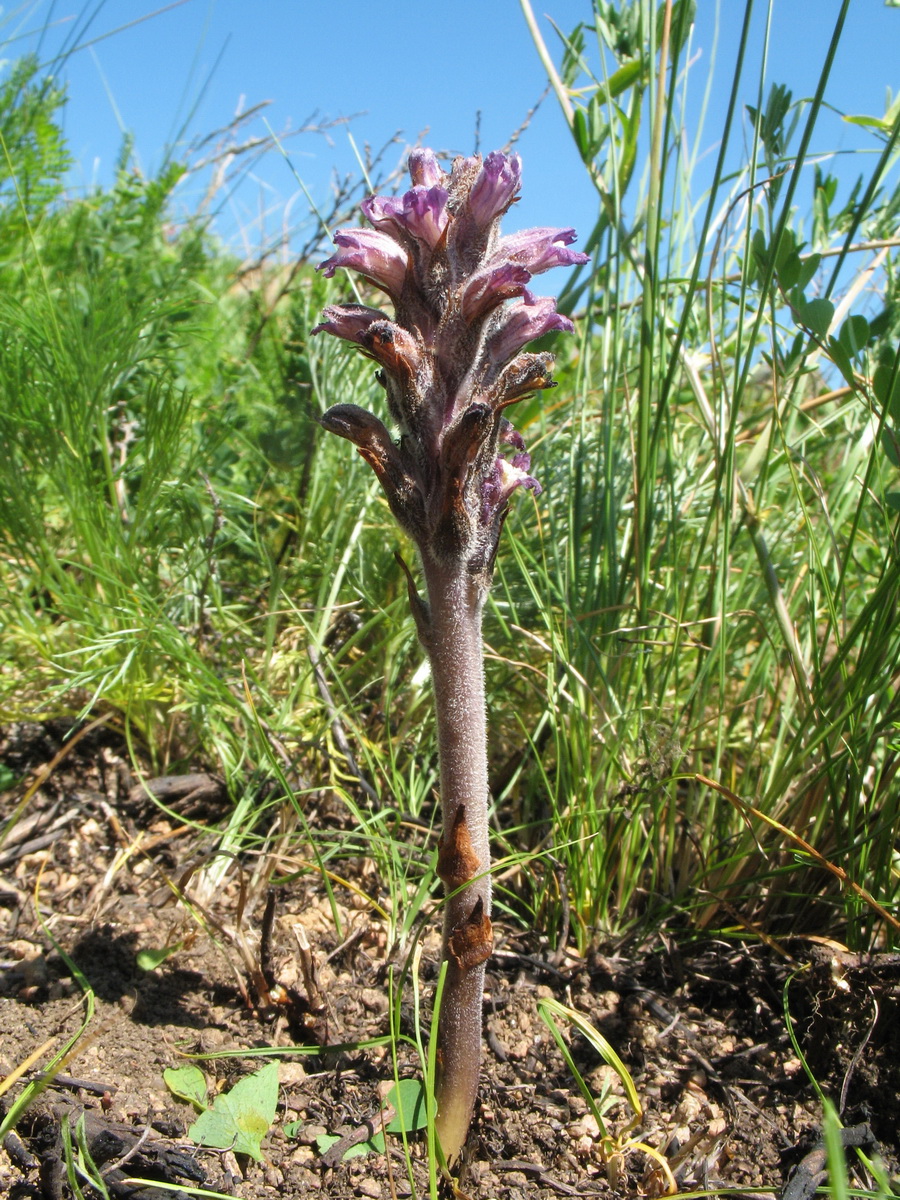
[
  {"xmin": 881, "ymin": 427, "xmax": 900, "ymax": 469},
  {"xmin": 573, "ymin": 107, "xmax": 592, "ymax": 160},
  {"xmin": 384, "ymin": 1078, "xmax": 428, "ymax": 1133},
  {"xmin": 797, "ymin": 297, "xmax": 835, "ymax": 338},
  {"xmin": 795, "ymin": 252, "xmax": 821, "ymax": 292},
  {"xmin": 838, "ymin": 315, "xmax": 870, "ymax": 357},
  {"xmin": 844, "ymin": 114, "xmax": 892, "ymax": 130},
  {"xmin": 164, "ymin": 1066, "xmax": 208, "ymax": 1111},
  {"xmin": 885, "ymin": 491, "xmax": 900, "ymax": 512},
  {"xmin": 601, "ymin": 60, "xmax": 643, "ymax": 101},
  {"xmin": 777, "ymin": 251, "xmax": 802, "ymax": 291},
  {"xmin": 773, "ymin": 228, "xmax": 801, "ymax": 273},
  {"xmin": 873, "ymin": 360, "xmax": 900, "ymax": 415},
  {"xmin": 188, "ymin": 1062, "xmax": 279, "ymax": 1162},
  {"xmin": 750, "ymin": 228, "xmax": 767, "ymax": 270},
  {"xmin": 826, "ymin": 336, "xmax": 856, "ymax": 388}
]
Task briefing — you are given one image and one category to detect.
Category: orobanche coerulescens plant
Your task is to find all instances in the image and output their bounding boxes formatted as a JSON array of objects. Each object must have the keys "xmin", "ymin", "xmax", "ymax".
[{"xmin": 312, "ymin": 148, "xmax": 586, "ymax": 1164}]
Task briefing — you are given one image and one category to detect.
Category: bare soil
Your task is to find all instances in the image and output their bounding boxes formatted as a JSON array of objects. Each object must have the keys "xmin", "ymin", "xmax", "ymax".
[{"xmin": 2, "ymin": 721, "xmax": 899, "ymax": 1200}]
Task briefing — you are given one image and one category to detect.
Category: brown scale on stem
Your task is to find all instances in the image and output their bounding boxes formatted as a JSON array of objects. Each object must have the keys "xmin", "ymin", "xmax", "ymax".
[
  {"xmin": 437, "ymin": 804, "xmax": 481, "ymax": 891},
  {"xmin": 448, "ymin": 897, "xmax": 493, "ymax": 970}
]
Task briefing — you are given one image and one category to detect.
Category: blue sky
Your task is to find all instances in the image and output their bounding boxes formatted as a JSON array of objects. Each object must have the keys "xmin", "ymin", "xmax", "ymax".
[{"xmin": 5, "ymin": 1, "xmax": 899, "ymax": 260}]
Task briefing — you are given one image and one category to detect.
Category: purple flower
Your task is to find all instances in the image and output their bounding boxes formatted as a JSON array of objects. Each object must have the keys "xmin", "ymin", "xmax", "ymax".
[
  {"xmin": 311, "ymin": 303, "xmax": 387, "ymax": 342},
  {"xmin": 480, "ymin": 452, "xmax": 541, "ymax": 524},
  {"xmin": 499, "ymin": 419, "xmax": 527, "ymax": 452},
  {"xmin": 494, "ymin": 227, "xmax": 590, "ymax": 275},
  {"xmin": 487, "ymin": 296, "xmax": 575, "ymax": 365},
  {"xmin": 468, "ymin": 151, "xmax": 522, "ymax": 227},
  {"xmin": 319, "ymin": 228, "xmax": 408, "ymax": 297},
  {"xmin": 461, "ymin": 262, "xmax": 533, "ymax": 323},
  {"xmin": 408, "ymin": 147, "xmax": 443, "ymax": 188},
  {"xmin": 363, "ymin": 185, "xmax": 450, "ymax": 249}
]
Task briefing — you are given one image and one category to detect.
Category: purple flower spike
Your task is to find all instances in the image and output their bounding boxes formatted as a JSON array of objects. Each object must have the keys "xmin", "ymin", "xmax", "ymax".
[
  {"xmin": 468, "ymin": 151, "xmax": 522, "ymax": 227},
  {"xmin": 496, "ymin": 227, "xmax": 590, "ymax": 275},
  {"xmin": 488, "ymin": 296, "xmax": 575, "ymax": 365},
  {"xmin": 319, "ymin": 228, "xmax": 408, "ymax": 297},
  {"xmin": 408, "ymin": 147, "xmax": 444, "ymax": 188},
  {"xmin": 317, "ymin": 146, "xmax": 583, "ymax": 569}
]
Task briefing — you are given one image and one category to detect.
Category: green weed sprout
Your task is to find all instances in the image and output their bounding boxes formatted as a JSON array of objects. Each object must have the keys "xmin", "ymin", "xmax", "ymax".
[
  {"xmin": 537, "ymin": 996, "xmax": 676, "ymax": 1193},
  {"xmin": 312, "ymin": 148, "xmax": 586, "ymax": 1163}
]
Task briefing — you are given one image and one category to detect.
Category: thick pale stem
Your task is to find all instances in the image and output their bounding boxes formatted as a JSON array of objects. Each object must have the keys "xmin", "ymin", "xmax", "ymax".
[{"xmin": 421, "ymin": 556, "xmax": 492, "ymax": 1166}]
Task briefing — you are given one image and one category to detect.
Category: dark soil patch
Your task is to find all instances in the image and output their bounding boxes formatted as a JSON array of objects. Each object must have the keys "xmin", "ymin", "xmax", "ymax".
[{"xmin": 2, "ymin": 722, "xmax": 899, "ymax": 1199}]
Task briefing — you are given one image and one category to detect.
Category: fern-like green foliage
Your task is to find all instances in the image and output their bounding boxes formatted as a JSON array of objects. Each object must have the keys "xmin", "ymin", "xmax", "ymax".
[{"xmin": 0, "ymin": 56, "xmax": 69, "ymax": 236}]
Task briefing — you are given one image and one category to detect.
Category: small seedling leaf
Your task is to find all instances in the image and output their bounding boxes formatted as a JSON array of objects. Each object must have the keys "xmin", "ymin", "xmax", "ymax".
[
  {"xmin": 315, "ymin": 1131, "xmax": 385, "ymax": 1161},
  {"xmin": 163, "ymin": 1065, "xmax": 209, "ymax": 1111},
  {"xmin": 384, "ymin": 1078, "xmax": 428, "ymax": 1133},
  {"xmin": 188, "ymin": 1062, "xmax": 279, "ymax": 1161},
  {"xmin": 137, "ymin": 943, "xmax": 183, "ymax": 971}
]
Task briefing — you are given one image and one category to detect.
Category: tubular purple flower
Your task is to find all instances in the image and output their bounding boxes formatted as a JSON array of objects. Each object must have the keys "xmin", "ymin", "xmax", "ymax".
[
  {"xmin": 363, "ymin": 186, "xmax": 450, "ymax": 249},
  {"xmin": 505, "ymin": 453, "xmax": 542, "ymax": 498},
  {"xmin": 495, "ymin": 227, "xmax": 590, "ymax": 275},
  {"xmin": 461, "ymin": 261, "xmax": 533, "ymax": 323},
  {"xmin": 408, "ymin": 147, "xmax": 444, "ymax": 188},
  {"xmin": 499, "ymin": 419, "xmax": 527, "ymax": 452},
  {"xmin": 488, "ymin": 296, "xmax": 575, "ymax": 365},
  {"xmin": 468, "ymin": 151, "xmax": 522, "ymax": 227},
  {"xmin": 480, "ymin": 453, "xmax": 541, "ymax": 523},
  {"xmin": 360, "ymin": 193, "xmax": 407, "ymax": 231},
  {"xmin": 318, "ymin": 228, "xmax": 408, "ymax": 297},
  {"xmin": 311, "ymin": 303, "xmax": 388, "ymax": 343},
  {"xmin": 400, "ymin": 186, "xmax": 450, "ymax": 248}
]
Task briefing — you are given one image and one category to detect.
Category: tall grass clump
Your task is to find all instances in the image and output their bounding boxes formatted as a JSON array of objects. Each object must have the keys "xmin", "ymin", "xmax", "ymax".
[
  {"xmin": 505, "ymin": 0, "xmax": 900, "ymax": 949},
  {"xmin": 0, "ymin": 48, "xmax": 420, "ymax": 876}
]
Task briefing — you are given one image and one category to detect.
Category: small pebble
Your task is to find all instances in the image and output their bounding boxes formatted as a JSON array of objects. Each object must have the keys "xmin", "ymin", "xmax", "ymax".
[{"xmin": 296, "ymin": 1123, "xmax": 327, "ymax": 1146}]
